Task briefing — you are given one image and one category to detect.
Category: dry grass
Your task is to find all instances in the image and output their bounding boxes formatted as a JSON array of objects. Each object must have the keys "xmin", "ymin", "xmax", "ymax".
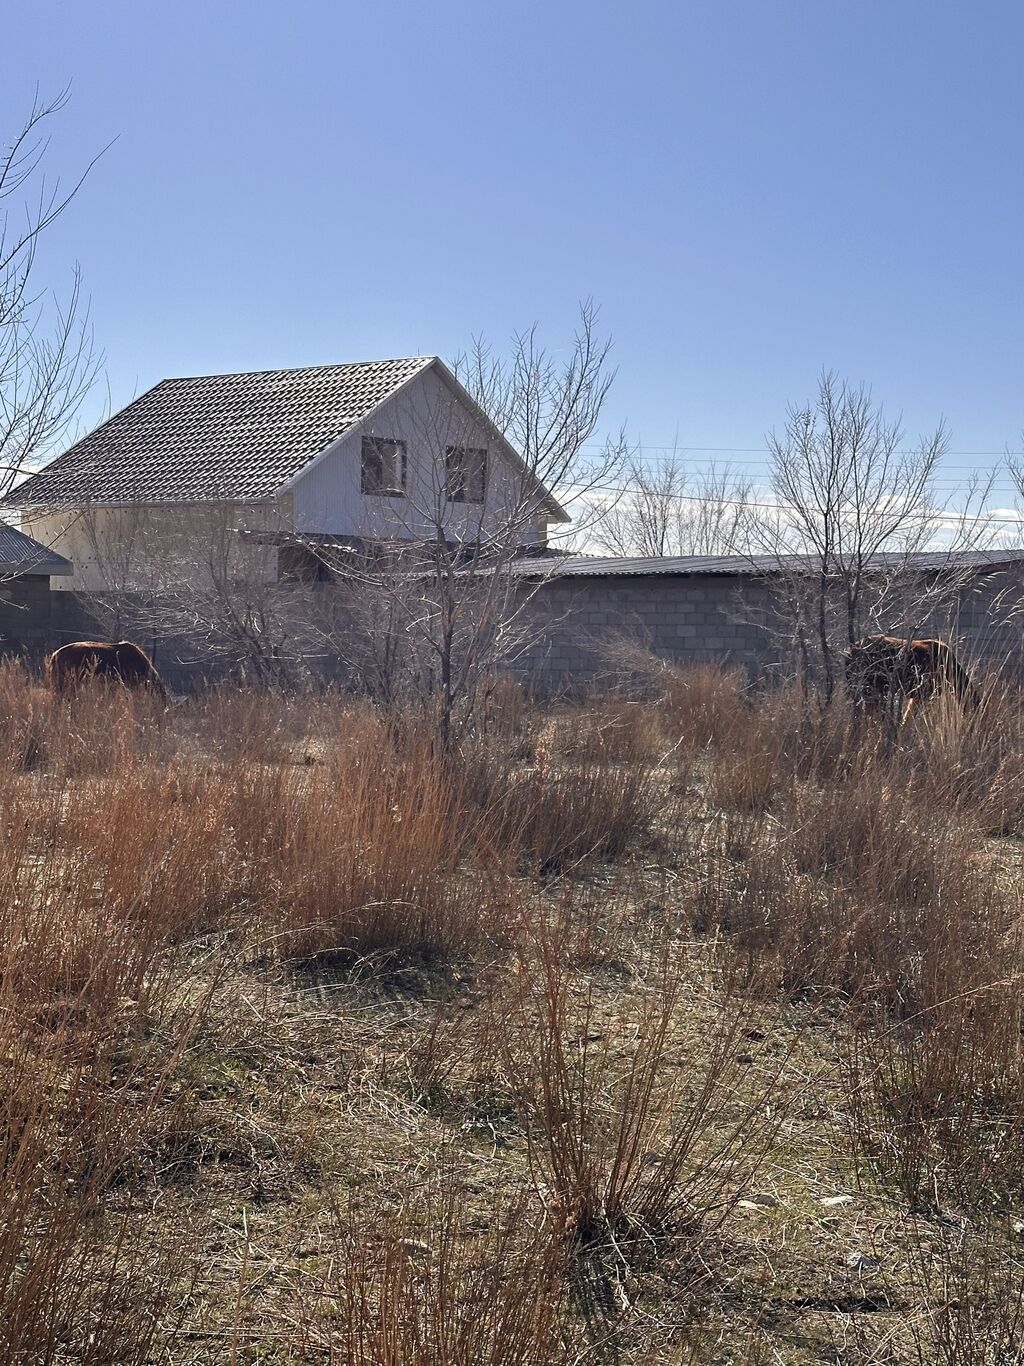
[
  {"xmin": 280, "ymin": 1166, "xmax": 577, "ymax": 1364},
  {"xmin": 5, "ymin": 655, "xmax": 1024, "ymax": 1362},
  {"xmin": 503, "ymin": 907, "xmax": 785, "ymax": 1254},
  {"xmin": 0, "ymin": 744, "xmax": 214, "ymax": 1361},
  {"xmin": 242, "ymin": 723, "xmax": 505, "ymax": 961},
  {"xmin": 667, "ymin": 663, "xmax": 751, "ymax": 752},
  {"xmin": 467, "ymin": 718, "xmax": 665, "ymax": 875}
]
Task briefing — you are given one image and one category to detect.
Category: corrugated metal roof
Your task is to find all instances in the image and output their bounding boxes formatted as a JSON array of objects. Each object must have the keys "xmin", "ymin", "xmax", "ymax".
[
  {"xmin": 0, "ymin": 523, "xmax": 71, "ymax": 575},
  {"xmin": 2, "ymin": 357, "xmax": 435, "ymax": 507},
  {"xmin": 512, "ymin": 548, "xmax": 1024, "ymax": 578}
]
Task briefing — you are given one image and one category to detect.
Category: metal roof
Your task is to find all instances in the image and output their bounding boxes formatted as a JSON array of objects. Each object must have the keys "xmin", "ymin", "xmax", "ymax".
[
  {"xmin": 2, "ymin": 357, "xmax": 435, "ymax": 507},
  {"xmin": 0, "ymin": 523, "xmax": 72, "ymax": 576},
  {"xmin": 511, "ymin": 548, "xmax": 1024, "ymax": 579}
]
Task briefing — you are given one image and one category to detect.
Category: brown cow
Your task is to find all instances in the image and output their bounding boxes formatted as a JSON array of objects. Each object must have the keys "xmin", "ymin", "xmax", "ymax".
[
  {"xmin": 45, "ymin": 640, "xmax": 169, "ymax": 698},
  {"xmin": 845, "ymin": 635, "xmax": 979, "ymax": 723}
]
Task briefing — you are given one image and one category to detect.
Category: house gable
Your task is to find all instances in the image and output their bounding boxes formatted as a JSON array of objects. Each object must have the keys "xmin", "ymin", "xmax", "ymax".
[{"xmin": 287, "ymin": 362, "xmax": 566, "ymax": 544}]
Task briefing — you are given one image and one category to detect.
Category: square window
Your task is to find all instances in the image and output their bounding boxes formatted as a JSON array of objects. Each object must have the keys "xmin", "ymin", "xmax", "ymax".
[
  {"xmin": 361, "ymin": 436, "xmax": 407, "ymax": 496},
  {"xmin": 445, "ymin": 446, "xmax": 487, "ymax": 503}
]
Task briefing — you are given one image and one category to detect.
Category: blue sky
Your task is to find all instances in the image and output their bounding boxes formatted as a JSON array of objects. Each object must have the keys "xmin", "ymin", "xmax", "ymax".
[{"xmin": 5, "ymin": 1, "xmax": 1024, "ymax": 502}]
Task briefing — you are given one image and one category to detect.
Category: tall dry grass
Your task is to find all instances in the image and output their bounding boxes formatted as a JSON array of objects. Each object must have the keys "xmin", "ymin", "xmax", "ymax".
[
  {"xmin": 280, "ymin": 1170, "xmax": 575, "ymax": 1364},
  {"xmin": 466, "ymin": 720, "xmax": 665, "ymax": 876},
  {"xmin": 5, "ymin": 652, "xmax": 1024, "ymax": 1359},
  {"xmin": 606, "ymin": 649, "xmax": 750, "ymax": 754},
  {"xmin": 664, "ymin": 659, "xmax": 1024, "ymax": 1213},
  {"xmin": 502, "ymin": 904, "xmax": 783, "ymax": 1253},
  {"xmin": 0, "ymin": 755, "xmax": 216, "ymax": 1361},
  {"xmin": 902, "ymin": 1214, "xmax": 1024, "ymax": 1364},
  {"xmin": 234, "ymin": 722, "xmax": 505, "ymax": 961},
  {"xmin": 902, "ymin": 679, "xmax": 1024, "ymax": 835}
]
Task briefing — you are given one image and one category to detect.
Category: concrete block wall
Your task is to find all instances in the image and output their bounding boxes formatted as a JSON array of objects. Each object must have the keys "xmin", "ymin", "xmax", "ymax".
[
  {"xmin": 937, "ymin": 571, "xmax": 1024, "ymax": 672},
  {"xmin": 511, "ymin": 574, "xmax": 786, "ymax": 692},
  {"xmin": 0, "ymin": 586, "xmax": 229, "ymax": 691},
  {"xmin": 512, "ymin": 568, "xmax": 1024, "ymax": 693},
  {"xmin": 0, "ymin": 565, "xmax": 1020, "ymax": 694},
  {"xmin": 0, "ymin": 575, "xmax": 62, "ymax": 662}
]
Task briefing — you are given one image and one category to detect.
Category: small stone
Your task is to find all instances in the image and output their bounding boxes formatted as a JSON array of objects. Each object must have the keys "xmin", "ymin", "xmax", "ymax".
[
  {"xmin": 401, "ymin": 1239, "xmax": 432, "ymax": 1259},
  {"xmin": 740, "ymin": 1192, "xmax": 778, "ymax": 1208},
  {"xmin": 736, "ymin": 1053, "xmax": 754, "ymax": 1065},
  {"xmin": 643, "ymin": 1150, "xmax": 664, "ymax": 1166},
  {"xmin": 1013, "ymin": 1220, "xmax": 1024, "ymax": 1238},
  {"xmin": 847, "ymin": 1251, "xmax": 880, "ymax": 1272},
  {"xmin": 821, "ymin": 1195, "xmax": 854, "ymax": 1208}
]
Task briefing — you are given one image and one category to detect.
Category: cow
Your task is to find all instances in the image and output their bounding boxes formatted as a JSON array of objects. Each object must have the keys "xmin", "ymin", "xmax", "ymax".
[
  {"xmin": 44, "ymin": 641, "xmax": 169, "ymax": 699},
  {"xmin": 845, "ymin": 635, "xmax": 979, "ymax": 724}
]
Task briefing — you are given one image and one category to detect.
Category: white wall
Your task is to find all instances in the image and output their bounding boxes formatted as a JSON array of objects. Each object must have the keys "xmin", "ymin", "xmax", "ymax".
[
  {"xmin": 24, "ymin": 511, "xmax": 104, "ymax": 591},
  {"xmin": 290, "ymin": 365, "xmax": 548, "ymax": 545},
  {"xmin": 24, "ymin": 503, "xmax": 286, "ymax": 591}
]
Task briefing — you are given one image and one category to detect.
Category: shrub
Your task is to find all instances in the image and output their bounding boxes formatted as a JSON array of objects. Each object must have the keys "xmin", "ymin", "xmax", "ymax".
[
  {"xmin": 661, "ymin": 662, "xmax": 750, "ymax": 752},
  {"xmin": 0, "ymin": 769, "xmax": 208, "ymax": 1362},
  {"xmin": 481, "ymin": 727, "xmax": 662, "ymax": 875},
  {"xmin": 238, "ymin": 723, "xmax": 500, "ymax": 961},
  {"xmin": 902, "ymin": 679, "xmax": 1024, "ymax": 835},
  {"xmin": 281, "ymin": 1168, "xmax": 574, "ymax": 1363},
  {"xmin": 705, "ymin": 706, "xmax": 785, "ymax": 813},
  {"xmin": 503, "ymin": 908, "xmax": 782, "ymax": 1252},
  {"xmin": 547, "ymin": 696, "xmax": 666, "ymax": 766}
]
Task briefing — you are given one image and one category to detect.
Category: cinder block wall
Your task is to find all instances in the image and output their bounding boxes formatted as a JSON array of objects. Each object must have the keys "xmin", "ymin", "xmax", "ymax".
[
  {"xmin": 0, "ymin": 575, "xmax": 63, "ymax": 662},
  {"xmin": 928, "ymin": 570, "xmax": 1024, "ymax": 671},
  {"xmin": 512, "ymin": 568, "xmax": 1024, "ymax": 693},
  {"xmin": 0, "ymin": 586, "xmax": 213, "ymax": 690},
  {"xmin": 511, "ymin": 573, "xmax": 785, "ymax": 691},
  {"xmin": 1, "ymin": 566, "xmax": 1020, "ymax": 693}
]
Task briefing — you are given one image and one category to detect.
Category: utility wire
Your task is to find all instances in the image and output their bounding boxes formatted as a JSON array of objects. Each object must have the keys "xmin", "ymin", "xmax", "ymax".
[
  {"xmin": 576, "ymin": 443, "xmax": 1024, "ymax": 460},
  {"xmin": 560, "ymin": 482, "xmax": 1024, "ymax": 530}
]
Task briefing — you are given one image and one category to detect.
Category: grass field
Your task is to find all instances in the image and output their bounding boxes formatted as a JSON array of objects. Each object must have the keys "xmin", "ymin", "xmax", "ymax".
[{"xmin": 5, "ymin": 658, "xmax": 1024, "ymax": 1364}]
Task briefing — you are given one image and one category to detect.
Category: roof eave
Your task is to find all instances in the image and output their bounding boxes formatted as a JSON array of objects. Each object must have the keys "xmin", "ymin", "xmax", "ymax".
[{"xmin": 0, "ymin": 559, "xmax": 72, "ymax": 577}]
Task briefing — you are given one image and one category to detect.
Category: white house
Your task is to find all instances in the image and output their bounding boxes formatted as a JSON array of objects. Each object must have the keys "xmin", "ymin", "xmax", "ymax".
[{"xmin": 3, "ymin": 356, "xmax": 568, "ymax": 590}]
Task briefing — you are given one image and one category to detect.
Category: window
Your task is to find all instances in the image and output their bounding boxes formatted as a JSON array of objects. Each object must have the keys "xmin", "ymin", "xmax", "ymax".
[
  {"xmin": 445, "ymin": 446, "xmax": 487, "ymax": 503},
  {"xmin": 361, "ymin": 436, "xmax": 407, "ymax": 496}
]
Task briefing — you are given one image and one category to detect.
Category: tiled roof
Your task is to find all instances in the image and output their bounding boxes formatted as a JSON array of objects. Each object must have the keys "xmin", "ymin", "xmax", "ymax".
[
  {"xmin": 3, "ymin": 357, "xmax": 434, "ymax": 507},
  {"xmin": 0, "ymin": 523, "xmax": 71, "ymax": 575},
  {"xmin": 511, "ymin": 549, "xmax": 1024, "ymax": 578}
]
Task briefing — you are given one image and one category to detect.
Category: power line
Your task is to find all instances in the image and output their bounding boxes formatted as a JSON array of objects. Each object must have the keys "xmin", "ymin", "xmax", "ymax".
[
  {"xmin": 575, "ymin": 446, "xmax": 1024, "ymax": 477},
  {"xmin": 587, "ymin": 473, "xmax": 1020, "ymax": 493},
  {"xmin": 578, "ymin": 442, "xmax": 1024, "ymax": 460},
  {"xmin": 571, "ymin": 448, "xmax": 1020, "ymax": 490},
  {"xmin": 569, "ymin": 465, "xmax": 1021, "ymax": 494},
  {"xmin": 562, "ymin": 481, "xmax": 1024, "ymax": 531}
]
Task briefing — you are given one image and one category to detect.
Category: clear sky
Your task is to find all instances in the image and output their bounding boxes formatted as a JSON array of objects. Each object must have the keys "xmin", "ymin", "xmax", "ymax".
[{"xmin": 5, "ymin": 1, "xmax": 1024, "ymax": 503}]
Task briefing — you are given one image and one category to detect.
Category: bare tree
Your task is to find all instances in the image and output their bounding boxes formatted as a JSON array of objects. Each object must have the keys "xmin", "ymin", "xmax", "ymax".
[
  {"xmin": 586, "ymin": 450, "xmax": 753, "ymax": 558},
  {"xmin": 1001, "ymin": 454, "xmax": 1024, "ymax": 543},
  {"xmin": 752, "ymin": 371, "xmax": 996, "ymax": 701},
  {"xmin": 1, "ymin": 89, "xmax": 101, "ymax": 513},
  {"xmin": 332, "ymin": 304, "xmax": 626, "ymax": 746},
  {"xmin": 75, "ymin": 500, "xmax": 321, "ymax": 686}
]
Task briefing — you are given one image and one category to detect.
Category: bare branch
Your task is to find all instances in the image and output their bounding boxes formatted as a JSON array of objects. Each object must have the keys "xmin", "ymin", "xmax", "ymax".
[{"xmin": 0, "ymin": 92, "xmax": 103, "ymax": 500}]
